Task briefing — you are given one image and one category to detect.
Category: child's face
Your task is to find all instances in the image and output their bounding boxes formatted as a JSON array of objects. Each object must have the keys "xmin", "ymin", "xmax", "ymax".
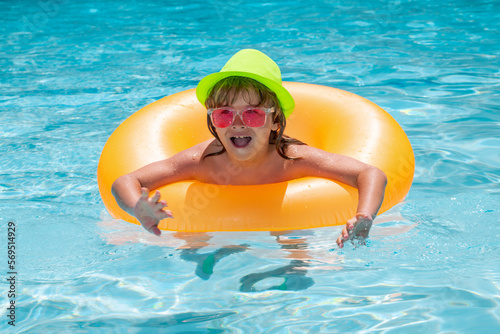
[{"xmin": 214, "ymin": 88, "xmax": 278, "ymax": 164}]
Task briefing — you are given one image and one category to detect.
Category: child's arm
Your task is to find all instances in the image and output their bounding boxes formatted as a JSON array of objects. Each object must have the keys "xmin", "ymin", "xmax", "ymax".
[
  {"xmin": 336, "ymin": 165, "xmax": 387, "ymax": 248},
  {"xmin": 111, "ymin": 148, "xmax": 200, "ymax": 236},
  {"xmin": 112, "ymin": 174, "xmax": 172, "ymax": 236},
  {"xmin": 288, "ymin": 146, "xmax": 387, "ymax": 247}
]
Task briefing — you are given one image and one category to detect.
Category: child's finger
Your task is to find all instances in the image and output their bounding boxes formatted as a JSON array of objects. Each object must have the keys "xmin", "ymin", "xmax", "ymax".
[
  {"xmin": 346, "ymin": 221, "xmax": 354, "ymax": 235},
  {"xmin": 149, "ymin": 225, "xmax": 161, "ymax": 236},
  {"xmin": 342, "ymin": 226, "xmax": 349, "ymax": 239},
  {"xmin": 140, "ymin": 187, "xmax": 150, "ymax": 199},
  {"xmin": 336, "ymin": 235, "xmax": 344, "ymax": 248},
  {"xmin": 155, "ymin": 200, "xmax": 168, "ymax": 209},
  {"xmin": 158, "ymin": 209, "xmax": 173, "ymax": 219},
  {"xmin": 151, "ymin": 190, "xmax": 161, "ymax": 203},
  {"xmin": 346, "ymin": 217, "xmax": 355, "ymax": 230}
]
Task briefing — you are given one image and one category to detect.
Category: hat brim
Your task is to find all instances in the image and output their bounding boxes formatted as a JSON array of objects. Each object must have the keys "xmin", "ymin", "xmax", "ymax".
[{"xmin": 196, "ymin": 71, "xmax": 295, "ymax": 118}]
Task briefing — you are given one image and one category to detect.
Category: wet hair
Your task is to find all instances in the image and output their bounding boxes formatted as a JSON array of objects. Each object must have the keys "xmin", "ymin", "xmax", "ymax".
[{"xmin": 203, "ymin": 76, "xmax": 306, "ymax": 160}]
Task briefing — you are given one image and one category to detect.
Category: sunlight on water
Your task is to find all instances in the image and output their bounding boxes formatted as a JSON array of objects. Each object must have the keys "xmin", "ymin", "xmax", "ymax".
[{"xmin": 0, "ymin": 0, "xmax": 499, "ymax": 332}]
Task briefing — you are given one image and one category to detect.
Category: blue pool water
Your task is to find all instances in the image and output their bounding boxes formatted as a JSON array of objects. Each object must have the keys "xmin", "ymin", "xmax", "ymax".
[{"xmin": 1, "ymin": 0, "xmax": 499, "ymax": 332}]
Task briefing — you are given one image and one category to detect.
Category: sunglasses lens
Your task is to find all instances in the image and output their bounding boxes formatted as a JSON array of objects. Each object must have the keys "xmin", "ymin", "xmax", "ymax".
[
  {"xmin": 211, "ymin": 108, "xmax": 269, "ymax": 128},
  {"xmin": 242, "ymin": 108, "xmax": 267, "ymax": 127},
  {"xmin": 211, "ymin": 109, "xmax": 234, "ymax": 128}
]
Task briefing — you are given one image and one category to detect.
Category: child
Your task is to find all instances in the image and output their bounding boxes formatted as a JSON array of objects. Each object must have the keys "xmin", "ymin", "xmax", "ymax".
[{"xmin": 111, "ymin": 49, "xmax": 387, "ymax": 248}]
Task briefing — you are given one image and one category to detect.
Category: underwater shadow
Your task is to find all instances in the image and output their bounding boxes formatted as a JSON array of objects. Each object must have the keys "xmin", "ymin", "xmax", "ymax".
[{"xmin": 175, "ymin": 231, "xmax": 315, "ymax": 292}]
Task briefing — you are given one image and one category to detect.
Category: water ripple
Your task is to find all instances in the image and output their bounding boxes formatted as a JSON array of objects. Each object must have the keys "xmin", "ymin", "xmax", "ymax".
[{"xmin": 1, "ymin": 0, "xmax": 499, "ymax": 332}]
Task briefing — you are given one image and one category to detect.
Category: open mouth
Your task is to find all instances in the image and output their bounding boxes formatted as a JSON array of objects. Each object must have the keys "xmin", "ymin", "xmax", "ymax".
[{"xmin": 230, "ymin": 136, "xmax": 252, "ymax": 148}]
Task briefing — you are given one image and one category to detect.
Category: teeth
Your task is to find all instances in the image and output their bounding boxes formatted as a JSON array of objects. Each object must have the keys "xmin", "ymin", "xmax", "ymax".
[{"xmin": 232, "ymin": 136, "xmax": 250, "ymax": 138}]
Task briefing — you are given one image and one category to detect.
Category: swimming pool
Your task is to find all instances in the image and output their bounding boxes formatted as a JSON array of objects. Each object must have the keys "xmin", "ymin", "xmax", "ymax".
[{"xmin": 1, "ymin": 0, "xmax": 499, "ymax": 332}]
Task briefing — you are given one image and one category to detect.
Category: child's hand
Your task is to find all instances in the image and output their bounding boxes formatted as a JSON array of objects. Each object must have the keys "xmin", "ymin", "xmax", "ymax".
[
  {"xmin": 133, "ymin": 188, "xmax": 173, "ymax": 236},
  {"xmin": 336, "ymin": 213, "xmax": 373, "ymax": 248}
]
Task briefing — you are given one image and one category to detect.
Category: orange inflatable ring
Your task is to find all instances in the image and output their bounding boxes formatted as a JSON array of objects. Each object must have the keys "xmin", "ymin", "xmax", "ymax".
[{"xmin": 97, "ymin": 82, "xmax": 414, "ymax": 232}]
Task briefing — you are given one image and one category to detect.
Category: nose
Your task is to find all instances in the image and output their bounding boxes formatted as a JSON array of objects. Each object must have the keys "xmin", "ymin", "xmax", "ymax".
[{"xmin": 231, "ymin": 113, "xmax": 246, "ymax": 128}]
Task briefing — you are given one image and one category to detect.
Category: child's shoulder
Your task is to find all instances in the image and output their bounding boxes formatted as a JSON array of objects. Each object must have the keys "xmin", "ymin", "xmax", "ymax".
[
  {"xmin": 172, "ymin": 139, "xmax": 219, "ymax": 163},
  {"xmin": 282, "ymin": 143, "xmax": 347, "ymax": 173},
  {"xmin": 284, "ymin": 142, "xmax": 326, "ymax": 160}
]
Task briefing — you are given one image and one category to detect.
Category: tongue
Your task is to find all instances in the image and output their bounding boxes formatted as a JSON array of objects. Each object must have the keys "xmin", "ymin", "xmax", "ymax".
[{"xmin": 232, "ymin": 137, "xmax": 251, "ymax": 148}]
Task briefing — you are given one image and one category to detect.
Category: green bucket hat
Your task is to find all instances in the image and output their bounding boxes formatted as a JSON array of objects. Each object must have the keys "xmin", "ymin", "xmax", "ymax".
[{"xmin": 196, "ymin": 49, "xmax": 295, "ymax": 118}]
